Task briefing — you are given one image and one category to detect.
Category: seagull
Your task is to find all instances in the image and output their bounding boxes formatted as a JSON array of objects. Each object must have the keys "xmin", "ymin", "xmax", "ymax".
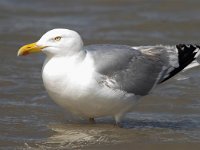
[{"xmin": 18, "ymin": 28, "xmax": 200, "ymax": 126}]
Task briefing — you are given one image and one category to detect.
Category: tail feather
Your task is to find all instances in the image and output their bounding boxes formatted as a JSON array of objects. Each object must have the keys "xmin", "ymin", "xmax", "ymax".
[{"xmin": 159, "ymin": 44, "xmax": 200, "ymax": 83}]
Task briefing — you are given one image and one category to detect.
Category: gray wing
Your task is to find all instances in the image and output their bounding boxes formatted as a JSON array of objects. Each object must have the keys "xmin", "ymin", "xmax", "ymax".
[{"xmin": 85, "ymin": 44, "xmax": 199, "ymax": 96}]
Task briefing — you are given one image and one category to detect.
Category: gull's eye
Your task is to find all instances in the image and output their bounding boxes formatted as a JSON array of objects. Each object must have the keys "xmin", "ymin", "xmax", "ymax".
[{"xmin": 54, "ymin": 36, "xmax": 62, "ymax": 41}]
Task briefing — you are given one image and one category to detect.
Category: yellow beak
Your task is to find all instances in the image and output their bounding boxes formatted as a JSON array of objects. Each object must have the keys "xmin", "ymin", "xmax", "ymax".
[{"xmin": 17, "ymin": 42, "xmax": 44, "ymax": 56}]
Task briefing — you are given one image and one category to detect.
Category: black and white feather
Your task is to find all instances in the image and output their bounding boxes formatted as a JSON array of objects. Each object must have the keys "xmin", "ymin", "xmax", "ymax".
[{"xmin": 159, "ymin": 44, "xmax": 200, "ymax": 83}]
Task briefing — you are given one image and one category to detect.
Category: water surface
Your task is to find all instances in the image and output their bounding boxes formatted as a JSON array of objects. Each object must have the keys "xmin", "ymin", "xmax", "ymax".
[{"xmin": 1, "ymin": 0, "xmax": 200, "ymax": 149}]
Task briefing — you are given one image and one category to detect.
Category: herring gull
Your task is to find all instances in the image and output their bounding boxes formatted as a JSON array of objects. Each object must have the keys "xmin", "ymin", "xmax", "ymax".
[{"xmin": 17, "ymin": 28, "xmax": 200, "ymax": 126}]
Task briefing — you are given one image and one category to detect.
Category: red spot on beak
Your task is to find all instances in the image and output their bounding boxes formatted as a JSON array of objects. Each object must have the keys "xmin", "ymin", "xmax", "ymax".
[{"xmin": 22, "ymin": 51, "xmax": 30, "ymax": 56}]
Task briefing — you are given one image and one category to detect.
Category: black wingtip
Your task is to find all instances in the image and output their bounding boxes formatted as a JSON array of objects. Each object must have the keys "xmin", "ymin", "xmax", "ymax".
[{"xmin": 159, "ymin": 44, "xmax": 200, "ymax": 83}]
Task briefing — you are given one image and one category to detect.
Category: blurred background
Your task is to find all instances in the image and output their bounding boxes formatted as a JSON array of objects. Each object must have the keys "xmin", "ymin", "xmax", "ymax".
[{"xmin": 0, "ymin": 0, "xmax": 200, "ymax": 149}]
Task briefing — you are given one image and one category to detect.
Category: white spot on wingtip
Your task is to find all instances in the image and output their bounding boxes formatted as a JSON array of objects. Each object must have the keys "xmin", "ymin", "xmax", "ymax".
[
  {"xmin": 183, "ymin": 61, "xmax": 200, "ymax": 71},
  {"xmin": 194, "ymin": 49, "xmax": 200, "ymax": 58},
  {"xmin": 193, "ymin": 49, "xmax": 199, "ymax": 53}
]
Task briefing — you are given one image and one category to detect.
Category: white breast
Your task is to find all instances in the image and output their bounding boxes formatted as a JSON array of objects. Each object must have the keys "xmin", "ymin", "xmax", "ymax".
[{"xmin": 42, "ymin": 54, "xmax": 95, "ymax": 99}]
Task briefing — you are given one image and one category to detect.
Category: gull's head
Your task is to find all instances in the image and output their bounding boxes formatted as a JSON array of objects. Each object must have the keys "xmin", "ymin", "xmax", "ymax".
[{"xmin": 18, "ymin": 28, "xmax": 83, "ymax": 57}]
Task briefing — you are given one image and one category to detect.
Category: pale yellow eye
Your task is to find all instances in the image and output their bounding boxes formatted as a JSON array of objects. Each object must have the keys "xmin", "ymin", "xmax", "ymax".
[{"xmin": 54, "ymin": 36, "xmax": 61, "ymax": 41}]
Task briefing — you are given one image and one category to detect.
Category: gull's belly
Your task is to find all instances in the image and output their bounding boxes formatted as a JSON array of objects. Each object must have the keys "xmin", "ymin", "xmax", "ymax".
[{"xmin": 43, "ymin": 76, "xmax": 137, "ymax": 117}]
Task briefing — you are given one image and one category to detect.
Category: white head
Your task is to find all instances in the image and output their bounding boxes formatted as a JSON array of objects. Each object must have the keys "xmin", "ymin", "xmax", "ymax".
[{"xmin": 18, "ymin": 28, "xmax": 84, "ymax": 57}]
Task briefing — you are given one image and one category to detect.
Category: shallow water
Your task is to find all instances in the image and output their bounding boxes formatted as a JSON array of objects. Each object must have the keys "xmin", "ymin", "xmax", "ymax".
[{"xmin": 1, "ymin": 0, "xmax": 200, "ymax": 149}]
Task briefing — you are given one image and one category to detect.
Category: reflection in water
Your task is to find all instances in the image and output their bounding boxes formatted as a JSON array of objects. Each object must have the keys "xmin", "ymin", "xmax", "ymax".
[{"xmin": 23, "ymin": 113, "xmax": 200, "ymax": 149}]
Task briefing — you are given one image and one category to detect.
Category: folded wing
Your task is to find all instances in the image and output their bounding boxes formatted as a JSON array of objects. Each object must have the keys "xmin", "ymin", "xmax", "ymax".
[{"xmin": 86, "ymin": 44, "xmax": 200, "ymax": 96}]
